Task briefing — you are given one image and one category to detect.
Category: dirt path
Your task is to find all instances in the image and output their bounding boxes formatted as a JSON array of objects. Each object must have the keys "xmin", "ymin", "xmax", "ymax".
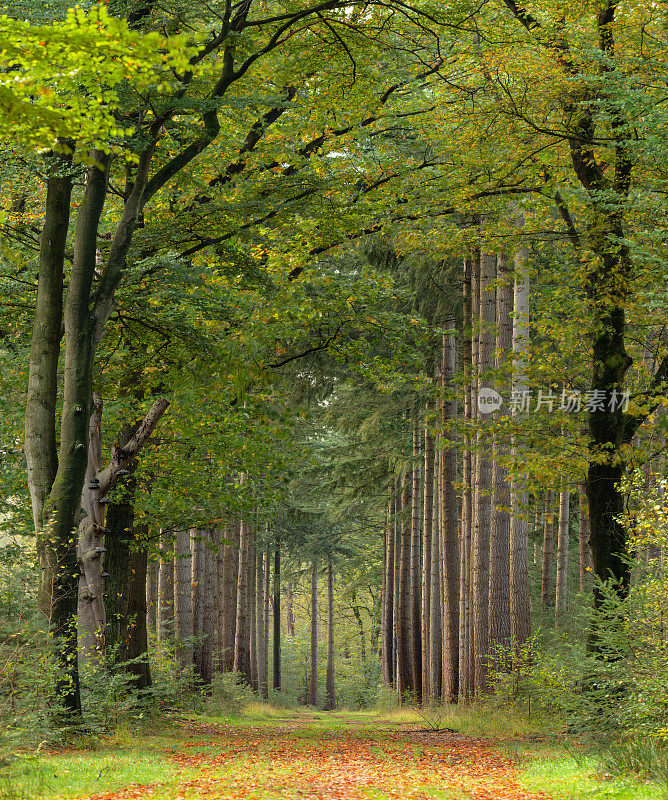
[{"xmin": 90, "ymin": 716, "xmax": 548, "ymax": 800}]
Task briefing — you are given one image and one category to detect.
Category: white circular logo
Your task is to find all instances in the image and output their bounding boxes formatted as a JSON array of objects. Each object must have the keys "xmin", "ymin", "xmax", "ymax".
[{"xmin": 478, "ymin": 387, "xmax": 503, "ymax": 414}]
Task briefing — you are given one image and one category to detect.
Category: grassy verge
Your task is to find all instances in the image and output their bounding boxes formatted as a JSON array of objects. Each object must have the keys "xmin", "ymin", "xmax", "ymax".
[{"xmin": 516, "ymin": 750, "xmax": 667, "ymax": 800}]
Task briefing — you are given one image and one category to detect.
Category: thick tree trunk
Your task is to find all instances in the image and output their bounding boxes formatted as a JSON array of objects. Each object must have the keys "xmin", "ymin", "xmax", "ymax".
[
  {"xmin": 104, "ymin": 436, "xmax": 151, "ymax": 689},
  {"xmin": 421, "ymin": 415, "xmax": 434, "ymax": 701},
  {"xmin": 309, "ymin": 560, "xmax": 318, "ymax": 707},
  {"xmin": 472, "ymin": 249, "xmax": 495, "ymax": 696},
  {"xmin": 273, "ymin": 542, "xmax": 281, "ymax": 691},
  {"xmin": 541, "ymin": 493, "xmax": 555, "ymax": 610},
  {"xmin": 325, "ymin": 556, "xmax": 336, "ymax": 710},
  {"xmin": 174, "ymin": 528, "xmax": 193, "ymax": 672},
  {"xmin": 409, "ymin": 413, "xmax": 422, "ymax": 703},
  {"xmin": 489, "ymin": 257, "xmax": 512, "ymax": 668},
  {"xmin": 510, "ymin": 259, "xmax": 531, "ymax": 651},
  {"xmin": 555, "ymin": 484, "xmax": 570, "ymax": 622}
]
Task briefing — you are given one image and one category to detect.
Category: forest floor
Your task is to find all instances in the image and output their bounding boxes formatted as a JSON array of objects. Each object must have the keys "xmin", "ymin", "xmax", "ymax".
[{"xmin": 0, "ymin": 708, "xmax": 660, "ymax": 800}]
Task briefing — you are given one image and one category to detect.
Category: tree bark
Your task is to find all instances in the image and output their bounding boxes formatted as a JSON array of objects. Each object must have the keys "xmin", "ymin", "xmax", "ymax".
[
  {"xmin": 396, "ymin": 472, "xmax": 413, "ymax": 702},
  {"xmin": 146, "ymin": 557, "xmax": 158, "ymax": 637},
  {"xmin": 174, "ymin": 528, "xmax": 194, "ymax": 672},
  {"xmin": 192, "ymin": 529, "xmax": 205, "ymax": 680},
  {"xmin": 234, "ymin": 518, "xmax": 251, "ymax": 683},
  {"xmin": 429, "ymin": 459, "xmax": 442, "ymax": 702},
  {"xmin": 460, "ymin": 255, "xmax": 473, "ymax": 701},
  {"xmin": 220, "ymin": 521, "xmax": 239, "ymax": 672},
  {"xmin": 578, "ymin": 482, "xmax": 591, "ymax": 591},
  {"xmin": 541, "ymin": 492, "xmax": 555, "ymax": 610},
  {"xmin": 249, "ymin": 529, "xmax": 258, "ymax": 692},
  {"xmin": 409, "ymin": 412, "xmax": 422, "ymax": 703},
  {"xmin": 309, "ymin": 560, "xmax": 318, "ymax": 707},
  {"xmin": 273, "ymin": 541, "xmax": 281, "ymax": 691},
  {"xmin": 325, "ymin": 556, "xmax": 336, "ymax": 710},
  {"xmin": 489, "ymin": 256, "xmax": 512, "ymax": 668},
  {"xmin": 441, "ymin": 328, "xmax": 460, "ymax": 702},
  {"xmin": 472, "ymin": 248, "xmax": 496, "ymax": 696},
  {"xmin": 510, "ymin": 258, "xmax": 531, "ymax": 651},
  {"xmin": 421, "ymin": 413, "xmax": 434, "ymax": 701},
  {"xmin": 555, "ymin": 483, "xmax": 570, "ymax": 622},
  {"xmin": 286, "ymin": 582, "xmax": 295, "ymax": 638},
  {"xmin": 157, "ymin": 531, "xmax": 174, "ymax": 643},
  {"xmin": 381, "ymin": 493, "xmax": 394, "ymax": 686}
]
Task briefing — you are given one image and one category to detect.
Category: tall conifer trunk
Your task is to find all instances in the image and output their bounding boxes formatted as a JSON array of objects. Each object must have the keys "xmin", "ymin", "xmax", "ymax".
[{"xmin": 309, "ymin": 560, "xmax": 318, "ymax": 707}]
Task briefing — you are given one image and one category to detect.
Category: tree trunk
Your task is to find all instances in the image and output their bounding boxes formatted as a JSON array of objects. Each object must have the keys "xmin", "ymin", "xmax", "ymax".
[
  {"xmin": 409, "ymin": 413, "xmax": 422, "ymax": 703},
  {"xmin": 541, "ymin": 493, "xmax": 555, "ymax": 610},
  {"xmin": 555, "ymin": 483, "xmax": 570, "ymax": 622},
  {"xmin": 157, "ymin": 531, "xmax": 174, "ymax": 642},
  {"xmin": 309, "ymin": 560, "xmax": 318, "ymax": 707},
  {"xmin": 510, "ymin": 256, "xmax": 531, "ymax": 651},
  {"xmin": 174, "ymin": 528, "xmax": 193, "ymax": 672},
  {"xmin": 441, "ymin": 328, "xmax": 460, "ymax": 702},
  {"xmin": 578, "ymin": 483, "xmax": 591, "ymax": 591},
  {"xmin": 234, "ymin": 518, "xmax": 251, "ymax": 683},
  {"xmin": 273, "ymin": 542, "xmax": 281, "ymax": 691},
  {"xmin": 249, "ymin": 530, "xmax": 258, "ymax": 692},
  {"xmin": 382, "ymin": 493, "xmax": 394, "ymax": 686},
  {"xmin": 325, "ymin": 556, "xmax": 336, "ymax": 710},
  {"xmin": 286, "ymin": 582, "xmax": 295, "ymax": 638},
  {"xmin": 146, "ymin": 558, "xmax": 158, "ymax": 637},
  {"xmin": 459, "ymin": 255, "xmax": 473, "ymax": 701},
  {"xmin": 200, "ymin": 532, "xmax": 215, "ymax": 685},
  {"xmin": 421, "ymin": 414, "xmax": 434, "ymax": 701},
  {"xmin": 192, "ymin": 529, "xmax": 205, "ymax": 680},
  {"xmin": 489, "ymin": 256, "xmax": 512, "ymax": 668},
  {"xmin": 258, "ymin": 549, "xmax": 269, "ymax": 699},
  {"xmin": 429, "ymin": 460, "xmax": 442, "ymax": 702},
  {"xmin": 472, "ymin": 248, "xmax": 495, "ymax": 696},
  {"xmin": 396, "ymin": 473, "xmax": 413, "ymax": 702},
  {"xmin": 220, "ymin": 521, "xmax": 239, "ymax": 672}
]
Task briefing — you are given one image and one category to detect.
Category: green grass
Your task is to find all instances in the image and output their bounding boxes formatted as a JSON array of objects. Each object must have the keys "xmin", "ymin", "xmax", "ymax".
[{"xmin": 518, "ymin": 754, "xmax": 667, "ymax": 800}]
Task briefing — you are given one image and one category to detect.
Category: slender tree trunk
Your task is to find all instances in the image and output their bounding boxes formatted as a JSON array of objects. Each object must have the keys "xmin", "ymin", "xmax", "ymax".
[
  {"xmin": 396, "ymin": 473, "xmax": 413, "ymax": 702},
  {"xmin": 325, "ymin": 556, "xmax": 336, "ymax": 710},
  {"xmin": 157, "ymin": 531, "xmax": 174, "ymax": 642},
  {"xmin": 273, "ymin": 542, "xmax": 281, "ymax": 691},
  {"xmin": 146, "ymin": 558, "xmax": 158, "ymax": 636},
  {"xmin": 472, "ymin": 248, "xmax": 495, "ymax": 696},
  {"xmin": 382, "ymin": 493, "xmax": 394, "ymax": 686},
  {"xmin": 286, "ymin": 582, "xmax": 295, "ymax": 638},
  {"xmin": 421, "ymin": 416, "xmax": 434, "ymax": 701},
  {"xmin": 192, "ymin": 529, "xmax": 205, "ymax": 680},
  {"xmin": 489, "ymin": 256, "xmax": 512, "ymax": 668},
  {"xmin": 578, "ymin": 483, "xmax": 591, "ymax": 591},
  {"xmin": 220, "ymin": 521, "xmax": 239, "ymax": 672},
  {"xmin": 392, "ymin": 476, "xmax": 400, "ymax": 690},
  {"xmin": 410, "ymin": 413, "xmax": 422, "ymax": 703},
  {"xmin": 441, "ymin": 327, "xmax": 460, "ymax": 702},
  {"xmin": 234, "ymin": 518, "xmax": 251, "ymax": 682},
  {"xmin": 429, "ymin": 461, "xmax": 442, "ymax": 702},
  {"xmin": 200, "ymin": 532, "xmax": 215, "ymax": 685},
  {"xmin": 249, "ymin": 529, "xmax": 258, "ymax": 691},
  {"xmin": 309, "ymin": 560, "xmax": 318, "ymax": 707},
  {"xmin": 459, "ymin": 255, "xmax": 473, "ymax": 701},
  {"xmin": 174, "ymin": 528, "xmax": 193, "ymax": 672},
  {"xmin": 555, "ymin": 483, "xmax": 570, "ymax": 622},
  {"xmin": 260, "ymin": 549, "xmax": 270, "ymax": 699},
  {"xmin": 541, "ymin": 493, "xmax": 555, "ymax": 610}
]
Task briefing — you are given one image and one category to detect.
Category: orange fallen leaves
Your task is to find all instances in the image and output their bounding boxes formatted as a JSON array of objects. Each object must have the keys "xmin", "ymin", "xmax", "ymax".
[{"xmin": 89, "ymin": 720, "xmax": 549, "ymax": 800}]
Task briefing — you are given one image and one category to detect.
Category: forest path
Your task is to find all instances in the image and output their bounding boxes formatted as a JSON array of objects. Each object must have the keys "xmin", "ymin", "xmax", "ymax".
[{"xmin": 91, "ymin": 712, "xmax": 549, "ymax": 800}]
